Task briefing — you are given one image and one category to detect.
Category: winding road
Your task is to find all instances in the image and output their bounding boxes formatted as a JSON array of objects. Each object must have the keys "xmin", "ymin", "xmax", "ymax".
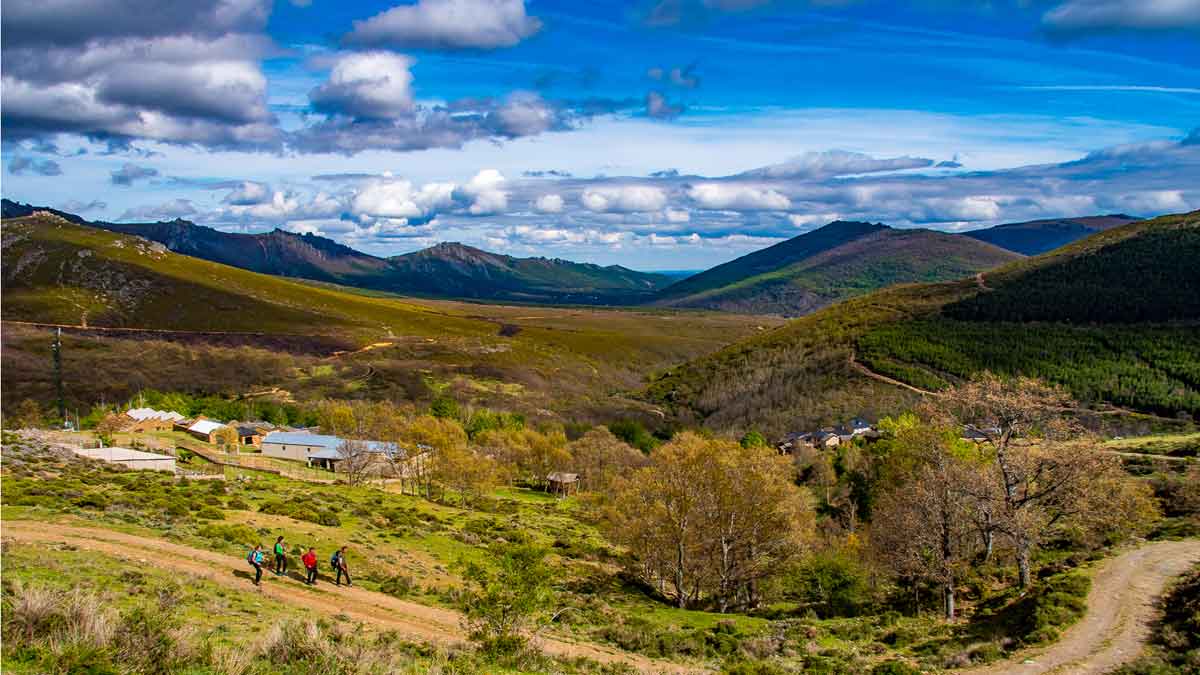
[{"xmin": 961, "ymin": 538, "xmax": 1200, "ymax": 675}]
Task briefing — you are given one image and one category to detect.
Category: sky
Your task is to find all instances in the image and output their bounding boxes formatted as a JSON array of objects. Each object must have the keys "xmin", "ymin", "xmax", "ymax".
[{"xmin": 2, "ymin": 0, "xmax": 1198, "ymax": 270}]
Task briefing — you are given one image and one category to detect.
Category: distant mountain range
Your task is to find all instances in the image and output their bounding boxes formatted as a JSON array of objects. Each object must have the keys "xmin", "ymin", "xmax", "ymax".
[
  {"xmin": 0, "ymin": 199, "xmax": 670, "ymax": 305},
  {"xmin": 962, "ymin": 214, "xmax": 1140, "ymax": 255},
  {"xmin": 654, "ymin": 221, "xmax": 1021, "ymax": 316},
  {"xmin": 0, "ymin": 198, "xmax": 1144, "ymax": 312}
]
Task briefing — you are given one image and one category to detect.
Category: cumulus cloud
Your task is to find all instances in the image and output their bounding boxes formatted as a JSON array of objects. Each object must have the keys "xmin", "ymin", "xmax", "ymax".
[
  {"xmin": 740, "ymin": 150, "xmax": 935, "ymax": 179},
  {"xmin": 688, "ymin": 183, "xmax": 791, "ymax": 211},
  {"xmin": 222, "ymin": 181, "xmax": 272, "ymax": 205},
  {"xmin": 120, "ymin": 198, "xmax": 197, "ymax": 221},
  {"xmin": 352, "ymin": 176, "xmax": 456, "ymax": 221},
  {"xmin": 110, "ymin": 162, "xmax": 159, "ymax": 186},
  {"xmin": 0, "ymin": 0, "xmax": 278, "ymax": 149},
  {"xmin": 310, "ymin": 52, "xmax": 415, "ymax": 120},
  {"xmin": 1043, "ymin": 0, "xmax": 1200, "ymax": 33},
  {"xmin": 665, "ymin": 207, "xmax": 691, "ymax": 222},
  {"xmin": 7, "ymin": 156, "xmax": 63, "ymax": 176},
  {"xmin": 458, "ymin": 169, "xmax": 509, "ymax": 215},
  {"xmin": 535, "ymin": 193, "xmax": 565, "ymax": 213},
  {"xmin": 345, "ymin": 0, "xmax": 542, "ymax": 49},
  {"xmin": 581, "ymin": 185, "xmax": 668, "ymax": 213}
]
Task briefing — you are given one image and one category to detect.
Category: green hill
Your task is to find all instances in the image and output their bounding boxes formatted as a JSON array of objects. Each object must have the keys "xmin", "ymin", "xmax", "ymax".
[
  {"xmin": 1, "ymin": 212, "xmax": 769, "ymax": 424},
  {"xmin": 646, "ymin": 211, "xmax": 1200, "ymax": 435},
  {"xmin": 655, "ymin": 221, "xmax": 1021, "ymax": 316},
  {"xmin": 1, "ymin": 199, "xmax": 669, "ymax": 305}
]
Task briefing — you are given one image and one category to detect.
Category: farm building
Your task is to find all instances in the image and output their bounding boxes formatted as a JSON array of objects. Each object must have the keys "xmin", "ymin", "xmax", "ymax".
[
  {"xmin": 547, "ymin": 472, "xmax": 579, "ymax": 497},
  {"xmin": 184, "ymin": 419, "xmax": 228, "ymax": 443},
  {"xmin": 74, "ymin": 447, "xmax": 176, "ymax": 472},
  {"xmin": 122, "ymin": 407, "xmax": 185, "ymax": 433},
  {"xmin": 261, "ymin": 431, "xmax": 408, "ymax": 474},
  {"xmin": 231, "ymin": 422, "xmax": 272, "ymax": 447}
]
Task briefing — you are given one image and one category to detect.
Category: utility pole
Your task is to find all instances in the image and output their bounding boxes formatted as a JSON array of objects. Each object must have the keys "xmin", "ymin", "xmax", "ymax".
[{"xmin": 52, "ymin": 327, "xmax": 66, "ymax": 425}]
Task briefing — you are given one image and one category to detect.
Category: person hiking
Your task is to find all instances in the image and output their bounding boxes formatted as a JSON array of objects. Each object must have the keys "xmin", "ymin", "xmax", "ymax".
[
  {"xmin": 273, "ymin": 535, "xmax": 287, "ymax": 575},
  {"xmin": 247, "ymin": 544, "xmax": 265, "ymax": 586},
  {"xmin": 332, "ymin": 546, "xmax": 352, "ymax": 586},
  {"xmin": 301, "ymin": 547, "xmax": 318, "ymax": 585}
]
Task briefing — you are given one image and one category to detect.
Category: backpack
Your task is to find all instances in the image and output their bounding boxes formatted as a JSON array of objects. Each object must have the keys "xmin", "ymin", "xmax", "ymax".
[
  {"xmin": 247, "ymin": 550, "xmax": 257, "ymax": 565},
  {"xmin": 330, "ymin": 551, "xmax": 341, "ymax": 567}
]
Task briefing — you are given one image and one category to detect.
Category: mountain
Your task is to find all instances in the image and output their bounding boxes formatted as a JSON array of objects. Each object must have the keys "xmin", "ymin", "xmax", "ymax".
[
  {"xmin": 385, "ymin": 242, "xmax": 670, "ymax": 304},
  {"xmin": 963, "ymin": 214, "xmax": 1139, "ymax": 255},
  {"xmin": 0, "ymin": 199, "xmax": 671, "ymax": 304},
  {"xmin": 645, "ymin": 211, "xmax": 1200, "ymax": 437},
  {"xmin": 655, "ymin": 221, "xmax": 1022, "ymax": 316}
]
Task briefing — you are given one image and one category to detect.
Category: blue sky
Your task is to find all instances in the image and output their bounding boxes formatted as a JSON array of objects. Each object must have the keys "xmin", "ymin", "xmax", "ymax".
[{"xmin": 3, "ymin": 0, "xmax": 1198, "ymax": 269}]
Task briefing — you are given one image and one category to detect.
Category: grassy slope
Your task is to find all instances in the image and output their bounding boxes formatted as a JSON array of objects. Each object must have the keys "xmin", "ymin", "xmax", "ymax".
[
  {"xmin": 646, "ymin": 211, "xmax": 1200, "ymax": 435},
  {"xmin": 1, "ymin": 214, "xmax": 775, "ymax": 422},
  {"xmin": 663, "ymin": 228, "xmax": 1020, "ymax": 316}
]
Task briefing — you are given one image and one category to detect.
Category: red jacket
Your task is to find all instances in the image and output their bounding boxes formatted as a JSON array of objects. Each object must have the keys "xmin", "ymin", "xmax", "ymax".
[{"xmin": 301, "ymin": 551, "xmax": 317, "ymax": 569}]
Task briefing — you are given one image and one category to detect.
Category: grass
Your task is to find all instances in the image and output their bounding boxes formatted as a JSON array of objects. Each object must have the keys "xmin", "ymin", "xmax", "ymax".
[{"xmin": 2, "ymin": 215, "xmax": 776, "ymax": 427}]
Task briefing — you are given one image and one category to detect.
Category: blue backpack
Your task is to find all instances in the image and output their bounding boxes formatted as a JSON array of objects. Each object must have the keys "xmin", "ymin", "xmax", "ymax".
[{"xmin": 330, "ymin": 551, "xmax": 341, "ymax": 567}]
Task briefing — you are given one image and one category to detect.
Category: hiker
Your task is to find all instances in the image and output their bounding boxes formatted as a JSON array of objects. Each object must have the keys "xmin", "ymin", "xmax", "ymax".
[
  {"xmin": 302, "ymin": 547, "xmax": 318, "ymax": 585},
  {"xmin": 332, "ymin": 546, "xmax": 352, "ymax": 586},
  {"xmin": 247, "ymin": 544, "xmax": 265, "ymax": 586},
  {"xmin": 273, "ymin": 535, "xmax": 287, "ymax": 575}
]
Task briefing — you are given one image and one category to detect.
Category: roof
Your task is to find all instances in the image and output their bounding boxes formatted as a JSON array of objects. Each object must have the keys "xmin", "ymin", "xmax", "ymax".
[
  {"xmin": 547, "ymin": 472, "xmax": 579, "ymax": 482},
  {"xmin": 76, "ymin": 447, "xmax": 174, "ymax": 462},
  {"xmin": 188, "ymin": 419, "xmax": 226, "ymax": 435},
  {"xmin": 262, "ymin": 431, "xmax": 343, "ymax": 449},
  {"xmin": 125, "ymin": 407, "xmax": 185, "ymax": 422},
  {"xmin": 235, "ymin": 424, "xmax": 264, "ymax": 436}
]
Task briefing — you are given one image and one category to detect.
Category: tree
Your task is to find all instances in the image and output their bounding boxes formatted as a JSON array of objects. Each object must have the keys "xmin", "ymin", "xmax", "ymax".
[
  {"xmin": 943, "ymin": 374, "xmax": 1104, "ymax": 587},
  {"xmin": 475, "ymin": 427, "xmax": 570, "ymax": 488},
  {"xmin": 213, "ymin": 425, "xmax": 240, "ymax": 453},
  {"xmin": 434, "ymin": 444, "xmax": 505, "ymax": 508},
  {"xmin": 739, "ymin": 430, "xmax": 768, "ymax": 449},
  {"xmin": 336, "ymin": 440, "xmax": 376, "ymax": 487},
  {"xmin": 401, "ymin": 415, "xmax": 469, "ymax": 498},
  {"xmin": 567, "ymin": 427, "xmax": 646, "ymax": 494},
  {"xmin": 460, "ymin": 543, "xmax": 553, "ymax": 656},
  {"xmin": 94, "ymin": 413, "xmax": 124, "ymax": 446},
  {"xmin": 605, "ymin": 432, "xmax": 813, "ymax": 611},
  {"xmin": 872, "ymin": 423, "xmax": 983, "ymax": 620},
  {"xmin": 8, "ymin": 399, "xmax": 45, "ymax": 429}
]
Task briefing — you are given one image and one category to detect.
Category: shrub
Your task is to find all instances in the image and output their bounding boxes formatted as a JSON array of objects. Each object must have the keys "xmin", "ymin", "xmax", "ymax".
[
  {"xmin": 226, "ymin": 497, "xmax": 250, "ymax": 510},
  {"xmin": 380, "ymin": 575, "xmax": 417, "ymax": 598},
  {"xmin": 195, "ymin": 506, "xmax": 224, "ymax": 520},
  {"xmin": 198, "ymin": 523, "xmax": 258, "ymax": 547},
  {"xmin": 787, "ymin": 549, "xmax": 876, "ymax": 618}
]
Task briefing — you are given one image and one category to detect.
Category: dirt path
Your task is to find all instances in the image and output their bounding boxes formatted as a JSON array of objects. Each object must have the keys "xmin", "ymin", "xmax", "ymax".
[
  {"xmin": 0, "ymin": 520, "xmax": 698, "ymax": 674},
  {"xmin": 962, "ymin": 539, "xmax": 1200, "ymax": 675}
]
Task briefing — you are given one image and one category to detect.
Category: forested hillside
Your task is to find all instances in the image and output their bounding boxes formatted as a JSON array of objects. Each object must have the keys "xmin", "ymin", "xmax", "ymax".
[
  {"xmin": 647, "ymin": 211, "xmax": 1200, "ymax": 434},
  {"xmin": 963, "ymin": 214, "xmax": 1139, "ymax": 255}
]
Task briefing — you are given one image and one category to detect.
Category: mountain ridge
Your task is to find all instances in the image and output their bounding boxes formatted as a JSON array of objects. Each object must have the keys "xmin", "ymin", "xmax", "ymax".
[{"xmin": 0, "ymin": 199, "xmax": 671, "ymax": 305}]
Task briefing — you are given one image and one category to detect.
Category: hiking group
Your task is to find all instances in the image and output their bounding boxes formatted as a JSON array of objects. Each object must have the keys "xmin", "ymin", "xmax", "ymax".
[{"xmin": 247, "ymin": 536, "xmax": 351, "ymax": 588}]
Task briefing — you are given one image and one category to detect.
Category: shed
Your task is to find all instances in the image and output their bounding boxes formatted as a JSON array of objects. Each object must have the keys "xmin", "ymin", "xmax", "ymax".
[
  {"xmin": 547, "ymin": 472, "xmax": 580, "ymax": 497},
  {"xmin": 74, "ymin": 447, "xmax": 176, "ymax": 473},
  {"xmin": 186, "ymin": 419, "xmax": 227, "ymax": 444}
]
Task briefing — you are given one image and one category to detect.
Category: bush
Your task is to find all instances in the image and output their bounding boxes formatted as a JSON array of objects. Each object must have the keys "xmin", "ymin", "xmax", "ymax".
[
  {"xmin": 787, "ymin": 549, "xmax": 876, "ymax": 618},
  {"xmin": 380, "ymin": 575, "xmax": 417, "ymax": 598},
  {"xmin": 195, "ymin": 506, "xmax": 224, "ymax": 520},
  {"xmin": 198, "ymin": 523, "xmax": 258, "ymax": 547}
]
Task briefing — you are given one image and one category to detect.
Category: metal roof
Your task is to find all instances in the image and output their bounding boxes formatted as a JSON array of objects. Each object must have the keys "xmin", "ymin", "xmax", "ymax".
[
  {"xmin": 262, "ymin": 431, "xmax": 343, "ymax": 448},
  {"xmin": 188, "ymin": 420, "xmax": 226, "ymax": 435}
]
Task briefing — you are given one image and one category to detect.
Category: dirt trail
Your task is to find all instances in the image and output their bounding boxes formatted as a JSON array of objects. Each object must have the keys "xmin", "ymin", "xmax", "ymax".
[
  {"xmin": 962, "ymin": 538, "xmax": 1200, "ymax": 675},
  {"xmin": 1, "ymin": 520, "xmax": 698, "ymax": 674}
]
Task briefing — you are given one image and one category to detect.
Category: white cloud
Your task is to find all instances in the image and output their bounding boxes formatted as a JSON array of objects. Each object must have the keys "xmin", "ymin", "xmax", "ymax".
[
  {"xmin": 310, "ymin": 52, "xmax": 415, "ymax": 120},
  {"xmin": 687, "ymin": 183, "xmax": 791, "ymax": 211},
  {"xmin": 459, "ymin": 169, "xmax": 509, "ymax": 215},
  {"xmin": 534, "ymin": 193, "xmax": 565, "ymax": 213},
  {"xmin": 346, "ymin": 0, "xmax": 542, "ymax": 49},
  {"xmin": 581, "ymin": 185, "xmax": 668, "ymax": 213},
  {"xmin": 665, "ymin": 207, "xmax": 690, "ymax": 223},
  {"xmin": 352, "ymin": 177, "xmax": 456, "ymax": 220},
  {"xmin": 1043, "ymin": 0, "xmax": 1200, "ymax": 32},
  {"xmin": 222, "ymin": 180, "xmax": 271, "ymax": 205},
  {"xmin": 741, "ymin": 150, "xmax": 934, "ymax": 179}
]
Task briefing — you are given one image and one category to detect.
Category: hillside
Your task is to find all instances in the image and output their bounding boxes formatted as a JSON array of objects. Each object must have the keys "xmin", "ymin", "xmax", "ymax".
[
  {"xmin": 1, "ymin": 212, "xmax": 770, "ymax": 424},
  {"xmin": 646, "ymin": 211, "xmax": 1200, "ymax": 435},
  {"xmin": 0, "ymin": 199, "xmax": 671, "ymax": 305},
  {"xmin": 655, "ymin": 221, "xmax": 1021, "ymax": 316},
  {"xmin": 386, "ymin": 242, "xmax": 670, "ymax": 303},
  {"xmin": 963, "ymin": 214, "xmax": 1139, "ymax": 255}
]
